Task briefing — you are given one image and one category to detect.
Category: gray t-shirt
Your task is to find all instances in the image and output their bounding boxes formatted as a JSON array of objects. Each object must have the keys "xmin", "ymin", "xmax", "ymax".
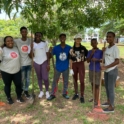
[
  {"xmin": 0, "ymin": 47, "xmax": 21, "ymax": 74},
  {"xmin": 14, "ymin": 38, "xmax": 31, "ymax": 66}
]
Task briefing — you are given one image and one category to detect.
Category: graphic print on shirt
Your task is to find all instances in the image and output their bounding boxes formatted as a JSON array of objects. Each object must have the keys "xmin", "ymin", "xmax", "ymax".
[
  {"xmin": 59, "ymin": 52, "xmax": 67, "ymax": 61},
  {"xmin": 10, "ymin": 52, "xmax": 18, "ymax": 59},
  {"xmin": 70, "ymin": 49, "xmax": 84, "ymax": 62},
  {"xmin": 21, "ymin": 45, "xmax": 29, "ymax": 53}
]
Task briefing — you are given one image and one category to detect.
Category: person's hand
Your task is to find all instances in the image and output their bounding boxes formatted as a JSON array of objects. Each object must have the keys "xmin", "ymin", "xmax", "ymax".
[
  {"xmin": 47, "ymin": 65, "xmax": 50, "ymax": 71},
  {"xmin": 102, "ymin": 47, "xmax": 106, "ymax": 51},
  {"xmin": 91, "ymin": 58, "xmax": 98, "ymax": 62},
  {"xmin": 70, "ymin": 69, "xmax": 74, "ymax": 75},
  {"xmin": 101, "ymin": 66, "xmax": 107, "ymax": 70},
  {"xmin": 91, "ymin": 49, "xmax": 96, "ymax": 55},
  {"xmin": 49, "ymin": 47, "xmax": 53, "ymax": 53}
]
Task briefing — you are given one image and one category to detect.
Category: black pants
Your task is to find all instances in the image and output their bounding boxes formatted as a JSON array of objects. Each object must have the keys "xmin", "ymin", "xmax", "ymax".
[{"xmin": 1, "ymin": 70, "xmax": 22, "ymax": 99}]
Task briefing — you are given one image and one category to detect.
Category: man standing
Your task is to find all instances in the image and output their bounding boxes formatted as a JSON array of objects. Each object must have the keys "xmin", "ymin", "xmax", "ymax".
[
  {"xmin": 14, "ymin": 27, "xmax": 31, "ymax": 99},
  {"xmin": 47, "ymin": 33, "xmax": 71, "ymax": 100}
]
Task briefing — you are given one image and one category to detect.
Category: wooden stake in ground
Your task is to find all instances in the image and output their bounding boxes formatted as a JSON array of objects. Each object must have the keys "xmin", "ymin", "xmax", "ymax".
[{"xmin": 28, "ymin": 32, "xmax": 36, "ymax": 105}]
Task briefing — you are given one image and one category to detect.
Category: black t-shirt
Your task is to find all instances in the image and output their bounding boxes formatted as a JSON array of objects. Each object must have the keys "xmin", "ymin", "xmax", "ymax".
[{"xmin": 69, "ymin": 45, "xmax": 88, "ymax": 62}]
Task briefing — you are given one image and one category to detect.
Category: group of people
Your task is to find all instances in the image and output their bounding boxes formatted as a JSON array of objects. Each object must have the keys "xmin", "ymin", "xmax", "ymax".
[{"xmin": 0, "ymin": 26, "xmax": 119, "ymax": 114}]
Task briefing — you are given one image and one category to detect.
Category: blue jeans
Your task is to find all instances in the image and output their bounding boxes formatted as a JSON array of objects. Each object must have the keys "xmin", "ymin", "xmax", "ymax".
[{"xmin": 21, "ymin": 65, "xmax": 31, "ymax": 91}]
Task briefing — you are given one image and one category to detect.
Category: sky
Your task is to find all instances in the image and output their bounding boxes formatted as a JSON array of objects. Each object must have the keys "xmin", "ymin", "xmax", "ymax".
[{"xmin": 0, "ymin": 10, "xmax": 20, "ymax": 20}]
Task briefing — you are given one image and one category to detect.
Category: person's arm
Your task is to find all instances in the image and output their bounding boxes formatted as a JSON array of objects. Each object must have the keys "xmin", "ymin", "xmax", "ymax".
[
  {"xmin": 87, "ymin": 49, "xmax": 95, "ymax": 63},
  {"xmin": 69, "ymin": 59, "xmax": 73, "ymax": 69},
  {"xmin": 101, "ymin": 58, "xmax": 119, "ymax": 70},
  {"xmin": 28, "ymin": 43, "xmax": 34, "ymax": 58},
  {"xmin": 0, "ymin": 47, "xmax": 3, "ymax": 62}
]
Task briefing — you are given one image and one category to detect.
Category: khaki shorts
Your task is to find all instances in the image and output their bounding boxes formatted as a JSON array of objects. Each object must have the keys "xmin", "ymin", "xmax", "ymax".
[{"xmin": 89, "ymin": 70, "xmax": 101, "ymax": 85}]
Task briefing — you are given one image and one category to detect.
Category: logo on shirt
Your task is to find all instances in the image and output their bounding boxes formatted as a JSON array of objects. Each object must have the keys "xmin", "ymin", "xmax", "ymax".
[
  {"xmin": 21, "ymin": 45, "xmax": 28, "ymax": 53},
  {"xmin": 10, "ymin": 52, "xmax": 18, "ymax": 59},
  {"xmin": 59, "ymin": 52, "xmax": 67, "ymax": 61}
]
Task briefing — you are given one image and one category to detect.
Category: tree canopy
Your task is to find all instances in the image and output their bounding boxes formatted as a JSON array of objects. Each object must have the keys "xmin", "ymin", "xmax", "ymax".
[{"xmin": 1, "ymin": 0, "xmax": 124, "ymax": 42}]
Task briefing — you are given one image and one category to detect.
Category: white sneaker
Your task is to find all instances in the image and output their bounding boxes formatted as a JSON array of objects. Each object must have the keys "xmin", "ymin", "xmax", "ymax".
[
  {"xmin": 46, "ymin": 91, "xmax": 50, "ymax": 99},
  {"xmin": 38, "ymin": 91, "xmax": 44, "ymax": 98}
]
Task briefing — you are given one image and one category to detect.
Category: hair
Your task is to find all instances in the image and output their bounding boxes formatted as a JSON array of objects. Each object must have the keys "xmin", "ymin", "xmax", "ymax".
[
  {"xmin": 91, "ymin": 38, "xmax": 97, "ymax": 42},
  {"xmin": 107, "ymin": 31, "xmax": 115, "ymax": 37},
  {"xmin": 59, "ymin": 33, "xmax": 66, "ymax": 38},
  {"xmin": 20, "ymin": 26, "xmax": 27, "ymax": 32},
  {"xmin": 3, "ymin": 36, "xmax": 13, "ymax": 46},
  {"xmin": 35, "ymin": 32, "xmax": 43, "ymax": 36}
]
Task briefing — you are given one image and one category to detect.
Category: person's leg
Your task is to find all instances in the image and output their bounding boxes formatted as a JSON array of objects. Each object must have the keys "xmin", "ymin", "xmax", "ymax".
[
  {"xmin": 62, "ymin": 68, "xmax": 69, "ymax": 99},
  {"xmin": 107, "ymin": 68, "xmax": 118, "ymax": 109},
  {"xmin": 88, "ymin": 70, "xmax": 93, "ymax": 102},
  {"xmin": 13, "ymin": 70, "xmax": 24, "ymax": 103},
  {"xmin": 1, "ymin": 71, "xmax": 13, "ymax": 104},
  {"xmin": 47, "ymin": 69, "xmax": 61, "ymax": 100},
  {"xmin": 41, "ymin": 61, "xmax": 49, "ymax": 91},
  {"xmin": 104, "ymin": 72, "xmax": 110, "ymax": 104},
  {"xmin": 95, "ymin": 85, "xmax": 99, "ymax": 105},
  {"xmin": 41, "ymin": 61, "xmax": 50, "ymax": 98},
  {"xmin": 34, "ymin": 62, "xmax": 43, "ymax": 91},
  {"xmin": 72, "ymin": 63, "xmax": 78, "ymax": 94},
  {"xmin": 21, "ymin": 66, "xmax": 26, "ymax": 91},
  {"xmin": 94, "ymin": 71, "xmax": 101, "ymax": 105},
  {"xmin": 25, "ymin": 65, "xmax": 31, "ymax": 91},
  {"xmin": 78, "ymin": 62, "xmax": 85, "ymax": 103}
]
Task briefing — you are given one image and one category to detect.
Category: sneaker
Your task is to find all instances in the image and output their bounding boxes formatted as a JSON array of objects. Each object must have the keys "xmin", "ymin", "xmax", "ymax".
[
  {"xmin": 47, "ymin": 95, "xmax": 56, "ymax": 101},
  {"xmin": 17, "ymin": 97, "xmax": 25, "ymax": 103},
  {"xmin": 24, "ymin": 91, "xmax": 30, "ymax": 99},
  {"xmin": 63, "ymin": 94, "xmax": 69, "ymax": 99},
  {"xmin": 38, "ymin": 91, "xmax": 44, "ymax": 98},
  {"xmin": 103, "ymin": 108, "xmax": 114, "ymax": 113},
  {"xmin": 72, "ymin": 94, "xmax": 79, "ymax": 100},
  {"xmin": 80, "ymin": 97, "xmax": 85, "ymax": 103},
  {"xmin": 101, "ymin": 102, "xmax": 109, "ymax": 107},
  {"xmin": 7, "ymin": 97, "xmax": 14, "ymax": 104},
  {"xmin": 46, "ymin": 91, "xmax": 50, "ymax": 99}
]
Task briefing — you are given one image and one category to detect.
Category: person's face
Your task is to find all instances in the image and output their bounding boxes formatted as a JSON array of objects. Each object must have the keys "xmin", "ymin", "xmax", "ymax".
[
  {"xmin": 5, "ymin": 37, "xmax": 14, "ymax": 48},
  {"xmin": 106, "ymin": 33, "xmax": 115, "ymax": 44},
  {"xmin": 35, "ymin": 33, "xmax": 42, "ymax": 42},
  {"xmin": 20, "ymin": 29, "xmax": 28, "ymax": 38},
  {"xmin": 59, "ymin": 35, "xmax": 66, "ymax": 43},
  {"xmin": 75, "ymin": 38, "xmax": 81, "ymax": 44},
  {"xmin": 91, "ymin": 40, "xmax": 97, "ymax": 48}
]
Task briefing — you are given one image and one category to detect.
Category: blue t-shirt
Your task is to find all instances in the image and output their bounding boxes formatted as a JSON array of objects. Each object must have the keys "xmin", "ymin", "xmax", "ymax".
[
  {"xmin": 87, "ymin": 49, "xmax": 103, "ymax": 72},
  {"xmin": 52, "ymin": 44, "xmax": 71, "ymax": 72}
]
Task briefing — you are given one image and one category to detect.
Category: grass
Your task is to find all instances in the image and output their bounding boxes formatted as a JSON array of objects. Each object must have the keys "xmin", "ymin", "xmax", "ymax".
[{"xmin": 0, "ymin": 42, "xmax": 124, "ymax": 124}]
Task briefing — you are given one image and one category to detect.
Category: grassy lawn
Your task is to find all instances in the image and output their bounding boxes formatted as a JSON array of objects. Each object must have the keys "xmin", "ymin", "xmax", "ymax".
[{"xmin": 0, "ymin": 42, "xmax": 124, "ymax": 124}]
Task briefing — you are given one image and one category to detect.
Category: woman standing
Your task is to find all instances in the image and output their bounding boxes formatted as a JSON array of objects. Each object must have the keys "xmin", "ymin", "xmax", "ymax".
[
  {"xmin": 29, "ymin": 32, "xmax": 50, "ymax": 99},
  {"xmin": 0, "ymin": 36, "xmax": 24, "ymax": 104},
  {"xmin": 101, "ymin": 32, "xmax": 119, "ymax": 113},
  {"xmin": 70, "ymin": 34, "xmax": 88, "ymax": 103}
]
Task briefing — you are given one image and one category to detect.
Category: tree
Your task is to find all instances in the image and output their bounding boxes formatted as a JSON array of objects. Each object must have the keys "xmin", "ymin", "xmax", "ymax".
[{"xmin": 0, "ymin": 17, "xmax": 29, "ymax": 37}]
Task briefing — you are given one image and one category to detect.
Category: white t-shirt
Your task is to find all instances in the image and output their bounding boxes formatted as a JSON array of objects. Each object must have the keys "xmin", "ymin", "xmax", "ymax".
[
  {"xmin": 28, "ymin": 41, "xmax": 49, "ymax": 65},
  {"xmin": 0, "ymin": 47, "xmax": 21, "ymax": 74},
  {"xmin": 104, "ymin": 45, "xmax": 119, "ymax": 72},
  {"xmin": 14, "ymin": 38, "xmax": 32, "ymax": 66}
]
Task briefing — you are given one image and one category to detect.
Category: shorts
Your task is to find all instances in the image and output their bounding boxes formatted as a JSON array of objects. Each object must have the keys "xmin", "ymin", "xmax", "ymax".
[{"xmin": 89, "ymin": 70, "xmax": 101, "ymax": 85}]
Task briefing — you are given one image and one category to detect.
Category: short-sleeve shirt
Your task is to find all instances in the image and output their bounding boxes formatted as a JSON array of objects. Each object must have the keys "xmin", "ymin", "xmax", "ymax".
[
  {"xmin": 104, "ymin": 45, "xmax": 119, "ymax": 72},
  {"xmin": 28, "ymin": 41, "xmax": 49, "ymax": 65},
  {"xmin": 52, "ymin": 44, "xmax": 71, "ymax": 72},
  {"xmin": 69, "ymin": 45, "xmax": 88, "ymax": 62},
  {"xmin": 87, "ymin": 49, "xmax": 103, "ymax": 72},
  {"xmin": 0, "ymin": 47, "xmax": 21, "ymax": 74},
  {"xmin": 14, "ymin": 38, "xmax": 31, "ymax": 66}
]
